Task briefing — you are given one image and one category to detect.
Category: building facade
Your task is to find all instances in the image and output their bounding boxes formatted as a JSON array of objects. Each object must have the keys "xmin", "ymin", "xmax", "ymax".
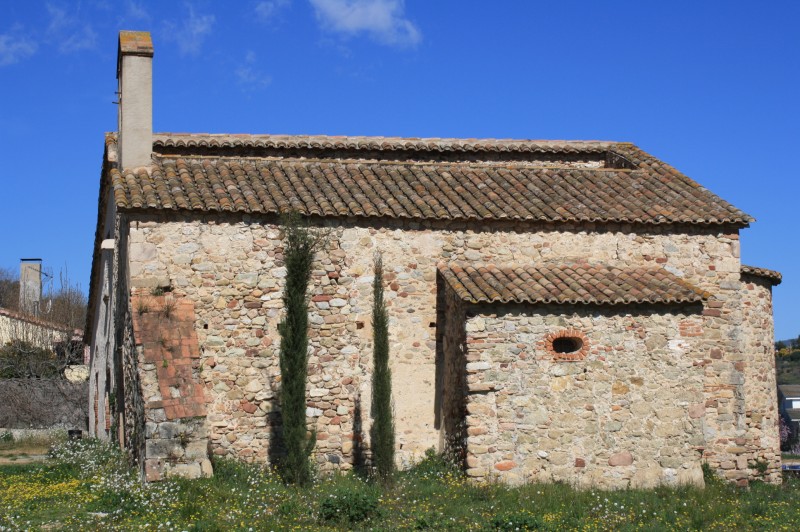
[{"xmin": 87, "ymin": 32, "xmax": 782, "ymax": 487}]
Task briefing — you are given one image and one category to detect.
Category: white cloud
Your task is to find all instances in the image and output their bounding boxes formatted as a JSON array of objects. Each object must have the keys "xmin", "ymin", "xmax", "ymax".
[
  {"xmin": 45, "ymin": 3, "xmax": 71, "ymax": 36},
  {"xmin": 236, "ymin": 51, "xmax": 272, "ymax": 92},
  {"xmin": 45, "ymin": 2, "xmax": 98, "ymax": 54},
  {"xmin": 60, "ymin": 25, "xmax": 97, "ymax": 53},
  {"xmin": 125, "ymin": 1, "xmax": 150, "ymax": 22},
  {"xmin": 255, "ymin": 0, "xmax": 291, "ymax": 23},
  {"xmin": 309, "ymin": 0, "xmax": 421, "ymax": 47},
  {"xmin": 166, "ymin": 5, "xmax": 215, "ymax": 56},
  {"xmin": 0, "ymin": 30, "xmax": 37, "ymax": 66}
]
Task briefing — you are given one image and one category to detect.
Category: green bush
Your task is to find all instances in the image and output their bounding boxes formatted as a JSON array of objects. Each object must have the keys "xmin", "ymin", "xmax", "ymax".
[
  {"xmin": 318, "ymin": 485, "xmax": 380, "ymax": 525},
  {"xmin": 404, "ymin": 447, "xmax": 462, "ymax": 481}
]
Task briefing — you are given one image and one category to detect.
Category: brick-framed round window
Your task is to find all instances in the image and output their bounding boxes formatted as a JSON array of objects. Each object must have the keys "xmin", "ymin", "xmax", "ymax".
[{"xmin": 545, "ymin": 329, "xmax": 589, "ymax": 361}]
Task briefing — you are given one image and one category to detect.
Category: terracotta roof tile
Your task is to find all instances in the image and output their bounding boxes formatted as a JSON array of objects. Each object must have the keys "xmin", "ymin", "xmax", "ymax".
[
  {"xmin": 438, "ymin": 261, "xmax": 710, "ymax": 305},
  {"xmin": 152, "ymin": 133, "xmax": 614, "ymax": 155},
  {"xmin": 107, "ymin": 134, "xmax": 752, "ymax": 226},
  {"xmin": 741, "ymin": 265, "xmax": 782, "ymax": 285}
]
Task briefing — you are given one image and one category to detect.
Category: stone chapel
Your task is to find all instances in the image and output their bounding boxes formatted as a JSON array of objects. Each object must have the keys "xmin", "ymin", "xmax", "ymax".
[{"xmin": 87, "ymin": 32, "xmax": 782, "ymax": 488}]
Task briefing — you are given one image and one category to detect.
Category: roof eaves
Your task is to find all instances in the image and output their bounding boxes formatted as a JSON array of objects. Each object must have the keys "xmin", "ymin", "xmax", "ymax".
[{"xmin": 741, "ymin": 264, "xmax": 782, "ymax": 286}]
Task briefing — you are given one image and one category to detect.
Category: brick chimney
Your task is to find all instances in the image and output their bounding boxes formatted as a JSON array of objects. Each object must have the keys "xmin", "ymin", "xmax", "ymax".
[{"xmin": 117, "ymin": 31, "xmax": 153, "ymax": 170}]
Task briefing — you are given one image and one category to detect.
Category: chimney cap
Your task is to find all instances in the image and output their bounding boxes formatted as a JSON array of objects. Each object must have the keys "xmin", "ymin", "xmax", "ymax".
[{"xmin": 117, "ymin": 31, "xmax": 153, "ymax": 78}]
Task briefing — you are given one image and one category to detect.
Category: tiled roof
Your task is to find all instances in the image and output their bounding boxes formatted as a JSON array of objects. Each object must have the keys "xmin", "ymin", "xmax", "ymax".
[
  {"xmin": 152, "ymin": 133, "xmax": 615, "ymax": 156},
  {"xmin": 106, "ymin": 133, "xmax": 753, "ymax": 226},
  {"xmin": 741, "ymin": 265, "xmax": 782, "ymax": 285},
  {"xmin": 438, "ymin": 261, "xmax": 711, "ymax": 305}
]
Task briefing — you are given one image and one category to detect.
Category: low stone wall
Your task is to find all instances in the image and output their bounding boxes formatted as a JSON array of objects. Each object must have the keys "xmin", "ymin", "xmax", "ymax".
[{"xmin": 0, "ymin": 379, "xmax": 88, "ymax": 430}]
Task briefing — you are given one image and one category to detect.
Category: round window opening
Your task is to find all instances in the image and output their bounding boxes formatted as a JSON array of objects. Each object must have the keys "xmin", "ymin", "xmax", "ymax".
[{"xmin": 552, "ymin": 336, "xmax": 583, "ymax": 354}]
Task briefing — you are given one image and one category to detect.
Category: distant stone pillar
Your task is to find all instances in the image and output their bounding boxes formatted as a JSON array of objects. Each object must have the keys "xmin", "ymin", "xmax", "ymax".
[{"xmin": 19, "ymin": 258, "xmax": 42, "ymax": 316}]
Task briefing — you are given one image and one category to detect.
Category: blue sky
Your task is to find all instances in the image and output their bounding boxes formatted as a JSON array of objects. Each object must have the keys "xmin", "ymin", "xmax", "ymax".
[{"xmin": 0, "ymin": 1, "xmax": 798, "ymax": 339}]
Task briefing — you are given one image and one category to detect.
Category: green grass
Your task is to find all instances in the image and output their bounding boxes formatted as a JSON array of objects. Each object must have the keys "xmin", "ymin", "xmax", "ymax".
[
  {"xmin": 1, "ymin": 442, "xmax": 800, "ymax": 530},
  {"xmin": 0, "ymin": 429, "xmax": 66, "ymax": 452}
]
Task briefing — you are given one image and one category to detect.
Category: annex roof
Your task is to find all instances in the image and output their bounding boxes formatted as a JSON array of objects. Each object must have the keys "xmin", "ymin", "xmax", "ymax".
[
  {"xmin": 105, "ymin": 133, "xmax": 753, "ymax": 227},
  {"xmin": 741, "ymin": 265, "xmax": 782, "ymax": 286},
  {"xmin": 438, "ymin": 261, "xmax": 710, "ymax": 306}
]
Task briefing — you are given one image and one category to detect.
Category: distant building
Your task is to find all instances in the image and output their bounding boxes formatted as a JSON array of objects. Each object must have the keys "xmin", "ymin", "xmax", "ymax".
[
  {"xmin": 779, "ymin": 384, "xmax": 800, "ymax": 432},
  {"xmin": 0, "ymin": 307, "xmax": 70, "ymax": 349},
  {"xmin": 0, "ymin": 261, "xmax": 69, "ymax": 348},
  {"xmin": 87, "ymin": 31, "xmax": 782, "ymax": 488}
]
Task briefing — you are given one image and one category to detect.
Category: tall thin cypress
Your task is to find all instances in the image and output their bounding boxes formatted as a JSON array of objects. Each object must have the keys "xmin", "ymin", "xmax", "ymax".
[
  {"xmin": 278, "ymin": 213, "xmax": 316, "ymax": 485},
  {"xmin": 370, "ymin": 253, "xmax": 395, "ymax": 481}
]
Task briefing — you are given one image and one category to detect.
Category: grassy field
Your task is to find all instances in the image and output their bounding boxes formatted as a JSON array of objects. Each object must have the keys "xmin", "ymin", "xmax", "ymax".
[
  {"xmin": 0, "ymin": 431, "xmax": 63, "ymax": 467},
  {"xmin": 1, "ymin": 441, "xmax": 799, "ymax": 531}
]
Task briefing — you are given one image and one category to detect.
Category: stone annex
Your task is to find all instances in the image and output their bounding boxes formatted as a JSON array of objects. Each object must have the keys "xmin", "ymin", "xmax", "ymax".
[{"xmin": 87, "ymin": 32, "xmax": 782, "ymax": 488}]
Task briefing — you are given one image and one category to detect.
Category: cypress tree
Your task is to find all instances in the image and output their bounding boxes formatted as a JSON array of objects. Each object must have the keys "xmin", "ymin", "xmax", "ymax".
[
  {"xmin": 278, "ymin": 213, "xmax": 316, "ymax": 485},
  {"xmin": 370, "ymin": 253, "xmax": 395, "ymax": 482}
]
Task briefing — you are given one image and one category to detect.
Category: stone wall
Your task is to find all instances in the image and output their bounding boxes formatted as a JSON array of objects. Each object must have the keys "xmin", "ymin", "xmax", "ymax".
[
  {"xmin": 736, "ymin": 273, "xmax": 781, "ymax": 483},
  {"xmin": 450, "ymin": 302, "xmax": 707, "ymax": 488},
  {"xmin": 0, "ymin": 311, "xmax": 69, "ymax": 349},
  {"xmin": 120, "ymin": 211, "xmax": 777, "ymax": 483}
]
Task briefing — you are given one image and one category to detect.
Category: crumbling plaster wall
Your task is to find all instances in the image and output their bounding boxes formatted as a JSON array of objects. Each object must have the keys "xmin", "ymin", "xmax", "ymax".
[{"xmin": 122, "ymin": 211, "xmax": 774, "ymax": 482}]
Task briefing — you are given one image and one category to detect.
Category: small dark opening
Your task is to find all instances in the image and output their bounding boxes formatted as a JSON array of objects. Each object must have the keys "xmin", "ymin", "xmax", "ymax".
[
  {"xmin": 553, "ymin": 337, "xmax": 582, "ymax": 354},
  {"xmin": 356, "ymin": 321, "xmax": 365, "ymax": 330}
]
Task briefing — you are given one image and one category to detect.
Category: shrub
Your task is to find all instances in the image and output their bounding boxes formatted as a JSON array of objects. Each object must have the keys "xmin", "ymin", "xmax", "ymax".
[
  {"xmin": 318, "ymin": 485, "xmax": 380, "ymax": 525},
  {"xmin": 405, "ymin": 447, "xmax": 462, "ymax": 481},
  {"xmin": 0, "ymin": 431, "xmax": 12, "ymax": 443}
]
